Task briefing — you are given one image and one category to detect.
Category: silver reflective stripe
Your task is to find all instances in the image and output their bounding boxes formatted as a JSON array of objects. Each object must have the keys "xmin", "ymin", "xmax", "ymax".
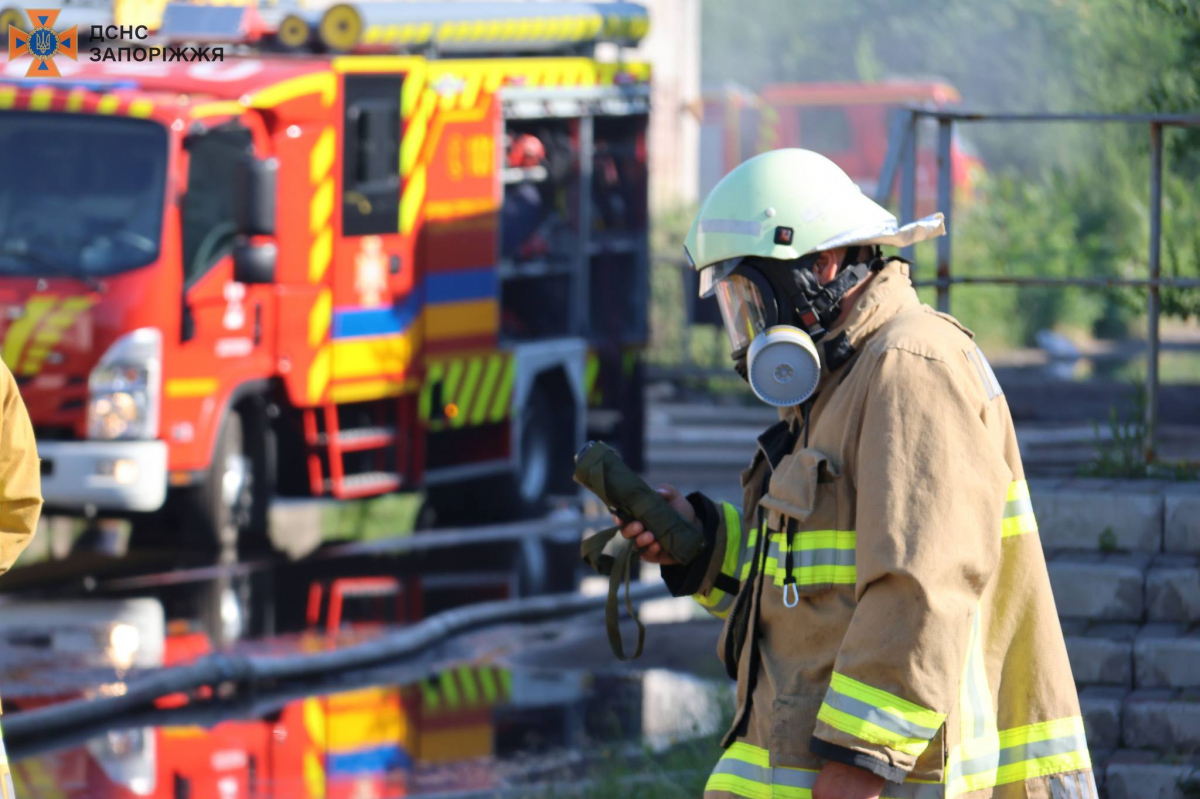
[
  {"xmin": 821, "ymin": 688, "xmax": 941, "ymax": 741},
  {"xmin": 767, "ymin": 539, "xmax": 857, "ymax": 569},
  {"xmin": 1004, "ymin": 495, "xmax": 1034, "ymax": 519},
  {"xmin": 698, "ymin": 218, "xmax": 763, "ymax": 236},
  {"xmin": 947, "ymin": 730, "xmax": 1089, "ymax": 785},
  {"xmin": 975, "ymin": 347, "xmax": 1004, "ymax": 398}
]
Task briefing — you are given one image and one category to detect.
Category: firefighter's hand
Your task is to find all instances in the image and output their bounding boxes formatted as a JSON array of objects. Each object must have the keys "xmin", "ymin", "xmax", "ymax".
[
  {"xmin": 616, "ymin": 484, "xmax": 695, "ymax": 566},
  {"xmin": 813, "ymin": 761, "xmax": 886, "ymax": 799}
]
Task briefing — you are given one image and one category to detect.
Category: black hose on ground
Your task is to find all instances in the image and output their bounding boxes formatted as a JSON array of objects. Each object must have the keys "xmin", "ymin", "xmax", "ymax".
[{"xmin": 4, "ymin": 581, "xmax": 670, "ymax": 744}]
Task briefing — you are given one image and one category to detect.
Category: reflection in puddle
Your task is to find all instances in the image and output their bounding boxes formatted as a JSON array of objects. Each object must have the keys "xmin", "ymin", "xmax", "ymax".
[{"xmin": 11, "ymin": 663, "xmax": 731, "ymax": 798}]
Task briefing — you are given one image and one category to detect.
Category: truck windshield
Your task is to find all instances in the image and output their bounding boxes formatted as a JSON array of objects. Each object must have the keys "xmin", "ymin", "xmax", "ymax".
[{"xmin": 0, "ymin": 112, "xmax": 168, "ymax": 279}]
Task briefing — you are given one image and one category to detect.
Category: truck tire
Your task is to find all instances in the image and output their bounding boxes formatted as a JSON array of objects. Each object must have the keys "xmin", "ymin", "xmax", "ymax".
[
  {"xmin": 202, "ymin": 404, "xmax": 273, "ymax": 560},
  {"xmin": 132, "ymin": 402, "xmax": 272, "ymax": 559}
]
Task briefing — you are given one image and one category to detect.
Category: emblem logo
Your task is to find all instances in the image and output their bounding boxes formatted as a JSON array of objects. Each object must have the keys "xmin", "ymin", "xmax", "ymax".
[
  {"xmin": 7, "ymin": 9, "xmax": 78, "ymax": 78},
  {"xmin": 354, "ymin": 236, "xmax": 389, "ymax": 307}
]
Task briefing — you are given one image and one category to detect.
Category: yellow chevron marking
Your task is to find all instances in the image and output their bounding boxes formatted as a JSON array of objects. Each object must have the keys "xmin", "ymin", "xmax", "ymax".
[
  {"xmin": 457, "ymin": 665, "xmax": 479, "ymax": 704},
  {"xmin": 303, "ymin": 751, "xmax": 326, "ymax": 799},
  {"xmin": 489, "ymin": 358, "xmax": 516, "ymax": 422},
  {"xmin": 128, "ymin": 99, "xmax": 154, "ymax": 117},
  {"xmin": 400, "ymin": 90, "xmax": 435, "ymax": 176},
  {"xmin": 65, "ymin": 89, "xmax": 86, "ymax": 111},
  {"xmin": 310, "ymin": 177, "xmax": 335, "ymax": 233},
  {"xmin": 401, "ymin": 63, "xmax": 426, "ymax": 118},
  {"xmin": 307, "ymin": 344, "xmax": 332, "ymax": 404},
  {"xmin": 478, "ymin": 666, "xmax": 498, "ymax": 703},
  {"xmin": 251, "ymin": 71, "xmax": 337, "ymax": 109},
  {"xmin": 400, "ymin": 162, "xmax": 427, "ymax": 235},
  {"xmin": 308, "ymin": 289, "xmax": 332, "ymax": 347},
  {"xmin": 1, "ymin": 297, "xmax": 64, "ymax": 373},
  {"xmin": 189, "ymin": 100, "xmax": 244, "ymax": 118},
  {"xmin": 441, "ymin": 358, "xmax": 464, "ymax": 405},
  {"xmin": 97, "ymin": 94, "xmax": 120, "ymax": 114},
  {"xmin": 308, "ymin": 227, "xmax": 333, "ymax": 284},
  {"xmin": 310, "ymin": 126, "xmax": 336, "ymax": 184},
  {"xmin": 469, "ymin": 355, "xmax": 504, "ymax": 426},
  {"xmin": 450, "ymin": 357, "xmax": 483, "ymax": 428},
  {"xmin": 0, "ymin": 86, "xmax": 15, "ymax": 109},
  {"xmin": 28, "ymin": 87, "xmax": 53, "ymax": 110}
]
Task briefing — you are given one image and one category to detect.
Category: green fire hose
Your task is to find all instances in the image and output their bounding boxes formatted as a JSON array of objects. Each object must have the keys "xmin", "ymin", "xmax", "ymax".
[{"xmin": 574, "ymin": 441, "xmax": 706, "ymax": 660}]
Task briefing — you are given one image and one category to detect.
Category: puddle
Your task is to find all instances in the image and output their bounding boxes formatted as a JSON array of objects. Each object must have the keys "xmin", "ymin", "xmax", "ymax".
[{"xmin": 8, "ymin": 659, "xmax": 731, "ymax": 798}]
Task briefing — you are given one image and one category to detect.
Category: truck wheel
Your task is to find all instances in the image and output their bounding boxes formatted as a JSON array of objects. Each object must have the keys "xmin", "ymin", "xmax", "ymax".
[{"xmin": 204, "ymin": 405, "xmax": 272, "ymax": 559}]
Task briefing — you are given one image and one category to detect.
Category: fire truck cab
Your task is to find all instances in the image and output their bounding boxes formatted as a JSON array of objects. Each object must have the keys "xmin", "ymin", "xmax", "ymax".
[{"xmin": 0, "ymin": 2, "xmax": 651, "ymax": 559}]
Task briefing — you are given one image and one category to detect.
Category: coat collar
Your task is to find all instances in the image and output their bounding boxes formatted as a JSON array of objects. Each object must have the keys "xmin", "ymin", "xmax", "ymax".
[{"xmin": 778, "ymin": 258, "xmax": 919, "ymax": 426}]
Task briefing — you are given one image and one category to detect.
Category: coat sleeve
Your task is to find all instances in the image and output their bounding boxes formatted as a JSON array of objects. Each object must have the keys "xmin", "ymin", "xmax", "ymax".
[
  {"xmin": 809, "ymin": 346, "xmax": 1009, "ymax": 779},
  {"xmin": 0, "ymin": 362, "xmax": 42, "ymax": 574},
  {"xmin": 661, "ymin": 494, "xmax": 751, "ymax": 620}
]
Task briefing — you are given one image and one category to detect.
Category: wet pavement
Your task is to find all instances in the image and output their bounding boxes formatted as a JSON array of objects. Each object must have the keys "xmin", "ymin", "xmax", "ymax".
[{"xmin": 4, "ymin": 617, "xmax": 728, "ymax": 798}]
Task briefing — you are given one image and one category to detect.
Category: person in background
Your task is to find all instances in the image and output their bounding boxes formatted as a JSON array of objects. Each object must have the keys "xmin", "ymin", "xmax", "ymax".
[{"xmin": 0, "ymin": 357, "xmax": 42, "ymax": 797}]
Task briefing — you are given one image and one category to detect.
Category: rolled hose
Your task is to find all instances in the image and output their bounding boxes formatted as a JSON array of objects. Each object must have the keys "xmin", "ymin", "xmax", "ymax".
[{"xmin": 3, "ymin": 581, "xmax": 669, "ymax": 744}]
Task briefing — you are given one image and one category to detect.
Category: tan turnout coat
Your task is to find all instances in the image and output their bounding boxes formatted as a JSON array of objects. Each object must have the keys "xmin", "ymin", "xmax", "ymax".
[
  {"xmin": 682, "ymin": 260, "xmax": 1094, "ymax": 799},
  {"xmin": 0, "ymin": 360, "xmax": 39, "ymax": 574}
]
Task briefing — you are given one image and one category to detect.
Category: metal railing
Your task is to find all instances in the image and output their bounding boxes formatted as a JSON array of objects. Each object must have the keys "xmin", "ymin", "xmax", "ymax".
[{"xmin": 875, "ymin": 109, "xmax": 1200, "ymax": 460}]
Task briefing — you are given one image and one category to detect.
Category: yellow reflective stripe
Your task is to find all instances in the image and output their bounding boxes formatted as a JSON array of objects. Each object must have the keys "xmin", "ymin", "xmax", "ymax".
[
  {"xmin": 775, "ymin": 530, "xmax": 856, "ymax": 550},
  {"xmin": 947, "ymin": 716, "xmax": 1090, "ymax": 797},
  {"xmin": 816, "ymin": 703, "xmax": 933, "ymax": 757},
  {"xmin": 829, "ymin": 672, "xmax": 946, "ymax": 731},
  {"xmin": 765, "ymin": 530, "xmax": 857, "ymax": 586},
  {"xmin": 764, "ymin": 558, "xmax": 856, "ymax": 586},
  {"xmin": 712, "ymin": 742, "xmax": 944, "ymax": 799},
  {"xmin": 1002, "ymin": 479, "xmax": 1037, "ymax": 538},
  {"xmin": 719, "ymin": 502, "xmax": 743, "ymax": 579}
]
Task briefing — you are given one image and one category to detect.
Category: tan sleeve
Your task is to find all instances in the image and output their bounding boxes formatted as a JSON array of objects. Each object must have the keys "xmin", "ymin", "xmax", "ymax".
[
  {"xmin": 811, "ymin": 346, "xmax": 1009, "ymax": 775},
  {"xmin": 0, "ymin": 362, "xmax": 41, "ymax": 573}
]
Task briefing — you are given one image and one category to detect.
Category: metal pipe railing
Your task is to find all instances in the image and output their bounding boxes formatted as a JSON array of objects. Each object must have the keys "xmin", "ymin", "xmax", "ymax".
[{"xmin": 874, "ymin": 109, "xmax": 1200, "ymax": 461}]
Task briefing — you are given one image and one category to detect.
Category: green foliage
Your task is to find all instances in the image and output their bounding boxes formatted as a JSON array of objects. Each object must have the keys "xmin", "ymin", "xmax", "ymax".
[
  {"xmin": 1079, "ymin": 385, "xmax": 1199, "ymax": 479},
  {"xmin": 1098, "ymin": 527, "xmax": 1119, "ymax": 552}
]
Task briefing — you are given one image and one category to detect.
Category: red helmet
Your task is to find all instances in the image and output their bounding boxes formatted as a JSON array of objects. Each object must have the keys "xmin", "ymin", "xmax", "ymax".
[{"xmin": 507, "ymin": 133, "xmax": 545, "ymax": 168}]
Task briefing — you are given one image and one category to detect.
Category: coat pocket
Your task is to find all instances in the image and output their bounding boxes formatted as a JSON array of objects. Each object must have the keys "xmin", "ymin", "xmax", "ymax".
[
  {"xmin": 758, "ymin": 448, "xmax": 851, "ymax": 595},
  {"xmin": 769, "ymin": 691, "xmax": 825, "ymax": 769}
]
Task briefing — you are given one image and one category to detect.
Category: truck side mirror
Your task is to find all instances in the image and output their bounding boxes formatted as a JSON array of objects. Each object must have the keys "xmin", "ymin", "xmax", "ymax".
[
  {"xmin": 233, "ymin": 240, "xmax": 277, "ymax": 284},
  {"xmin": 235, "ymin": 156, "xmax": 278, "ymax": 236}
]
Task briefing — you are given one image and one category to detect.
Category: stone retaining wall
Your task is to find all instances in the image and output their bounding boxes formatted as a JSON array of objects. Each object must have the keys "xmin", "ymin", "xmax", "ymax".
[{"xmin": 1034, "ymin": 479, "xmax": 1200, "ymax": 798}]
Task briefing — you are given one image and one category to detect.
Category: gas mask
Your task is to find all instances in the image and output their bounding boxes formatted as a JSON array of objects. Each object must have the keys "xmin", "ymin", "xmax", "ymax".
[{"xmin": 704, "ymin": 249, "xmax": 881, "ymax": 407}]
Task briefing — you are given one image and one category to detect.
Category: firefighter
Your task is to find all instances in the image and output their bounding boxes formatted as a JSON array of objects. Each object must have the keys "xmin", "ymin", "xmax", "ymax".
[
  {"xmin": 621, "ymin": 149, "xmax": 1094, "ymax": 799},
  {"xmin": 0, "ymin": 358, "xmax": 41, "ymax": 797}
]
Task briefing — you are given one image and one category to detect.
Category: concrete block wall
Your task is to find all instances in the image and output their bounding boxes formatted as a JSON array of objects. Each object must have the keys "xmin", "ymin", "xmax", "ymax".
[{"xmin": 1034, "ymin": 479, "xmax": 1200, "ymax": 798}]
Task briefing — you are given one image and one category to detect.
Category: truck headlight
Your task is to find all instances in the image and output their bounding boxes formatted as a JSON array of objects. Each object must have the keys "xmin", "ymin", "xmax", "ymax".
[{"xmin": 88, "ymin": 328, "xmax": 162, "ymax": 441}]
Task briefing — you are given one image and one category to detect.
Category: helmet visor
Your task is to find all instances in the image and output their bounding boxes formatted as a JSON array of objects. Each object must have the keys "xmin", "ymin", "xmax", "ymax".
[{"xmin": 714, "ymin": 274, "xmax": 769, "ymax": 352}]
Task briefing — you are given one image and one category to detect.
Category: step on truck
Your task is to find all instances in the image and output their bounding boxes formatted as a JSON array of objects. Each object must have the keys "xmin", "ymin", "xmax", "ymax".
[{"xmin": 0, "ymin": 0, "xmax": 652, "ymax": 562}]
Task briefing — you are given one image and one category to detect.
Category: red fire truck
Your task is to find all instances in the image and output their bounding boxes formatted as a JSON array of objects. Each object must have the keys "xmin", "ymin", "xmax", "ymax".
[
  {"xmin": 0, "ymin": 1, "xmax": 651, "ymax": 560},
  {"xmin": 700, "ymin": 80, "xmax": 983, "ymax": 211}
]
